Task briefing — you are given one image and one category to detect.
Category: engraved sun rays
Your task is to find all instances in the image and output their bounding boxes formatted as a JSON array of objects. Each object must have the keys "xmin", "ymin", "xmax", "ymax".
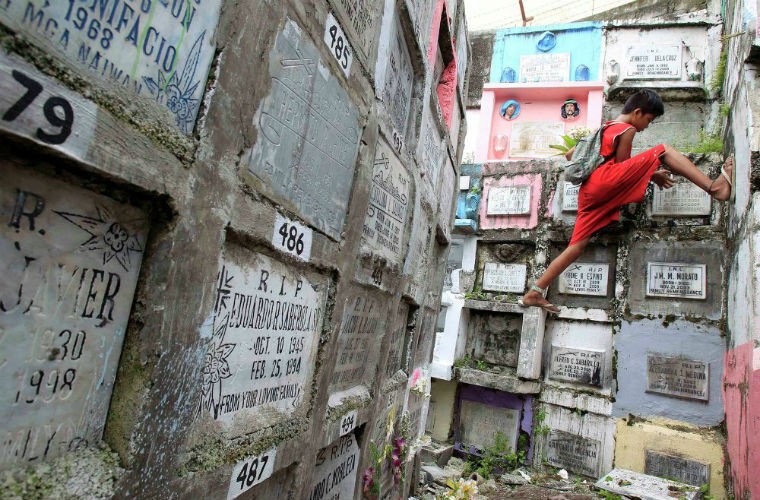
[{"xmin": 55, "ymin": 205, "xmax": 144, "ymax": 272}]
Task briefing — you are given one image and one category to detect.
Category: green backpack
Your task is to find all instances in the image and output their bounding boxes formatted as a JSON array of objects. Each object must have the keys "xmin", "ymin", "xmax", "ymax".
[{"xmin": 564, "ymin": 121, "xmax": 619, "ymax": 185}]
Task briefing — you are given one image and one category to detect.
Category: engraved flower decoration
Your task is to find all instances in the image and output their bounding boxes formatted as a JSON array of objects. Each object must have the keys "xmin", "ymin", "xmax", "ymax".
[
  {"xmin": 143, "ymin": 31, "xmax": 206, "ymax": 133},
  {"xmin": 200, "ymin": 313, "xmax": 236, "ymax": 419}
]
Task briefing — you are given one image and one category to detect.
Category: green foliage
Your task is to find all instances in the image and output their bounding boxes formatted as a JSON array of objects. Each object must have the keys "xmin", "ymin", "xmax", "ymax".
[
  {"xmin": 453, "ymin": 355, "xmax": 473, "ymax": 369},
  {"xmin": 463, "ymin": 431, "xmax": 526, "ymax": 479},
  {"xmin": 549, "ymin": 127, "xmax": 593, "ymax": 155},
  {"xmin": 463, "ymin": 290, "xmax": 487, "ymax": 300},
  {"xmin": 475, "ymin": 360, "xmax": 488, "ymax": 371},
  {"xmin": 699, "ymin": 483, "xmax": 715, "ymax": 500},
  {"xmin": 597, "ymin": 491, "xmax": 623, "ymax": 500},
  {"xmin": 683, "ymin": 130, "xmax": 723, "ymax": 154},
  {"xmin": 710, "ymin": 48, "xmax": 728, "ymax": 95},
  {"xmin": 720, "ymin": 103, "xmax": 730, "ymax": 117}
]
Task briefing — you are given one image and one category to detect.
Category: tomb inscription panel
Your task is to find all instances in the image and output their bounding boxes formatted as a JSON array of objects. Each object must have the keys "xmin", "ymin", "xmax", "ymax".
[
  {"xmin": 509, "ymin": 122, "xmax": 566, "ymax": 157},
  {"xmin": 558, "ymin": 263, "xmax": 609, "ymax": 296},
  {"xmin": 0, "ymin": 163, "xmax": 149, "ymax": 467},
  {"xmin": 645, "ymin": 450, "xmax": 710, "ymax": 487},
  {"xmin": 519, "ymin": 53, "xmax": 570, "ymax": 82},
  {"xmin": 548, "ymin": 346, "xmax": 604, "ymax": 387},
  {"xmin": 646, "ymin": 354, "xmax": 709, "ymax": 401},
  {"xmin": 486, "ymin": 186, "xmax": 531, "ymax": 215},
  {"xmin": 309, "ymin": 433, "xmax": 360, "ymax": 500},
  {"xmin": 646, "ymin": 263, "xmax": 706, "ymax": 299},
  {"xmin": 246, "ymin": 20, "xmax": 361, "ymax": 240},
  {"xmin": 482, "ymin": 263, "xmax": 527, "ymax": 293},
  {"xmin": 383, "ymin": 16, "xmax": 414, "ymax": 138},
  {"xmin": 562, "ymin": 182, "xmax": 579, "ymax": 212},
  {"xmin": 652, "ymin": 184, "xmax": 711, "ymax": 216},
  {"xmin": 625, "ymin": 45, "xmax": 682, "ymax": 79},
  {"xmin": 458, "ymin": 400, "xmax": 519, "ymax": 452},
  {"xmin": 545, "ymin": 430, "xmax": 601, "ymax": 477}
]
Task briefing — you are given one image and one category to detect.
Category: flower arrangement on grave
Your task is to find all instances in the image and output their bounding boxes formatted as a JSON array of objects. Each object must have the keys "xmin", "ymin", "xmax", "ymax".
[
  {"xmin": 435, "ymin": 478, "xmax": 479, "ymax": 500},
  {"xmin": 549, "ymin": 126, "xmax": 593, "ymax": 155}
]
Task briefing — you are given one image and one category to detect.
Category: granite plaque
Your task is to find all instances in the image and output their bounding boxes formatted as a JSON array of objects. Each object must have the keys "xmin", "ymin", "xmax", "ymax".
[
  {"xmin": 362, "ymin": 140, "xmax": 411, "ymax": 263},
  {"xmin": 331, "ymin": 0, "xmax": 381, "ymax": 61},
  {"xmin": 559, "ymin": 263, "xmax": 609, "ymax": 296},
  {"xmin": 456, "ymin": 18, "xmax": 468, "ymax": 91},
  {"xmin": 460, "ymin": 176, "xmax": 471, "ymax": 190},
  {"xmin": 330, "ymin": 295, "xmax": 384, "ymax": 393},
  {"xmin": 0, "ymin": 163, "xmax": 148, "ymax": 467},
  {"xmin": 646, "ymin": 355, "xmax": 709, "ymax": 401},
  {"xmin": 549, "ymin": 346, "xmax": 604, "ymax": 387},
  {"xmin": 418, "ymin": 106, "xmax": 443, "ymax": 191},
  {"xmin": 482, "ymin": 263, "xmax": 527, "ymax": 293},
  {"xmin": 486, "ymin": 186, "xmax": 531, "ymax": 215},
  {"xmin": 509, "ymin": 122, "xmax": 566, "ymax": 157},
  {"xmin": 459, "ymin": 400, "xmax": 520, "ymax": 452},
  {"xmin": 519, "ymin": 53, "xmax": 570, "ymax": 82},
  {"xmin": 407, "ymin": 0, "xmax": 434, "ymax": 57},
  {"xmin": 200, "ymin": 250, "xmax": 326, "ymax": 426},
  {"xmin": 246, "ymin": 20, "xmax": 361, "ymax": 240},
  {"xmin": 646, "ymin": 263, "xmax": 706, "ymax": 299},
  {"xmin": 625, "ymin": 45, "xmax": 682, "ymax": 79},
  {"xmin": 0, "ymin": 0, "xmax": 222, "ymax": 133},
  {"xmin": 562, "ymin": 182, "xmax": 579, "ymax": 212},
  {"xmin": 645, "ymin": 450, "xmax": 710, "ymax": 487},
  {"xmin": 385, "ymin": 303, "xmax": 409, "ymax": 379},
  {"xmin": 309, "ymin": 434, "xmax": 360, "ymax": 500},
  {"xmin": 652, "ymin": 184, "xmax": 711, "ymax": 216},
  {"xmin": 439, "ymin": 162, "xmax": 456, "ymax": 233},
  {"xmin": 546, "ymin": 430, "xmax": 602, "ymax": 477},
  {"xmin": 382, "ymin": 16, "xmax": 414, "ymax": 137}
]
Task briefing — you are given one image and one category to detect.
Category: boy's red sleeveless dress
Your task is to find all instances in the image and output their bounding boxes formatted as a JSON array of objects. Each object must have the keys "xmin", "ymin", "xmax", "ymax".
[{"xmin": 570, "ymin": 121, "xmax": 666, "ymax": 244}]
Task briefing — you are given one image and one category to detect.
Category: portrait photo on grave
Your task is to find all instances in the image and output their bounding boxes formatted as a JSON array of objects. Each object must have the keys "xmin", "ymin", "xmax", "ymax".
[
  {"xmin": 561, "ymin": 99, "xmax": 580, "ymax": 120},
  {"xmin": 500, "ymin": 99, "xmax": 521, "ymax": 120},
  {"xmin": 519, "ymin": 89, "xmax": 734, "ymax": 314}
]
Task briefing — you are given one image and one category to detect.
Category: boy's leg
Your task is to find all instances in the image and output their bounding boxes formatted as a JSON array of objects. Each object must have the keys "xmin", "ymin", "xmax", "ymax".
[
  {"xmin": 660, "ymin": 145, "xmax": 733, "ymax": 200},
  {"xmin": 520, "ymin": 238, "xmax": 590, "ymax": 308}
]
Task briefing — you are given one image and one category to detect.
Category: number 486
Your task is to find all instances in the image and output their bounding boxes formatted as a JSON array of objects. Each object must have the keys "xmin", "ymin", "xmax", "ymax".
[{"xmin": 278, "ymin": 222, "xmax": 305, "ymax": 255}]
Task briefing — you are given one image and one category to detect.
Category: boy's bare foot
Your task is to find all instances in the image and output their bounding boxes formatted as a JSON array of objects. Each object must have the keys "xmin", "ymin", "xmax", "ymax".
[
  {"xmin": 709, "ymin": 156, "xmax": 734, "ymax": 201},
  {"xmin": 518, "ymin": 289, "xmax": 561, "ymax": 314}
]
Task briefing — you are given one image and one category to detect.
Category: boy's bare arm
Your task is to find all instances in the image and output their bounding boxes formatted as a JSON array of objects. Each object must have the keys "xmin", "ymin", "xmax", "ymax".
[{"xmin": 615, "ymin": 128, "xmax": 635, "ymax": 163}]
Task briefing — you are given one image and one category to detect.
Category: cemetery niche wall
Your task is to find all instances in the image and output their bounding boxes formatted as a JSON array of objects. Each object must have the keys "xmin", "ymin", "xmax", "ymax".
[{"xmin": 0, "ymin": 0, "xmax": 471, "ymax": 498}]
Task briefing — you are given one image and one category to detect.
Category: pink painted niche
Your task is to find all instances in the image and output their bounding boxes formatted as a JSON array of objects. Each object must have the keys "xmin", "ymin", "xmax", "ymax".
[
  {"xmin": 479, "ymin": 173, "xmax": 542, "ymax": 230},
  {"xmin": 475, "ymin": 82, "xmax": 605, "ymax": 162}
]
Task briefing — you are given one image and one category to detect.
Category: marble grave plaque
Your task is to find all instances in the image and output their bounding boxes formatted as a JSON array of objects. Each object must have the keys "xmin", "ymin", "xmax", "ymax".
[
  {"xmin": 646, "ymin": 263, "xmax": 706, "ymax": 299},
  {"xmin": 458, "ymin": 400, "xmax": 520, "ymax": 452},
  {"xmin": 645, "ymin": 450, "xmax": 710, "ymax": 487},
  {"xmin": 646, "ymin": 355, "xmax": 709, "ymax": 401},
  {"xmin": 519, "ymin": 53, "xmax": 570, "ymax": 82},
  {"xmin": 546, "ymin": 430, "xmax": 602, "ymax": 477},
  {"xmin": 362, "ymin": 139, "xmax": 411, "ymax": 263},
  {"xmin": 509, "ymin": 122, "xmax": 566, "ymax": 157},
  {"xmin": 418, "ymin": 106, "xmax": 443, "ymax": 191},
  {"xmin": 382, "ymin": 15, "xmax": 414, "ymax": 137},
  {"xmin": 384, "ymin": 303, "xmax": 409, "ymax": 379},
  {"xmin": 652, "ymin": 183, "xmax": 711, "ymax": 216},
  {"xmin": 549, "ymin": 346, "xmax": 604, "ymax": 387},
  {"xmin": 246, "ymin": 20, "xmax": 361, "ymax": 240},
  {"xmin": 0, "ymin": 163, "xmax": 148, "ymax": 467},
  {"xmin": 309, "ymin": 434, "xmax": 360, "ymax": 500},
  {"xmin": 562, "ymin": 182, "xmax": 579, "ymax": 212},
  {"xmin": 625, "ymin": 45, "xmax": 682, "ymax": 79},
  {"xmin": 330, "ymin": 295, "xmax": 384, "ymax": 393},
  {"xmin": 487, "ymin": 186, "xmax": 531, "ymax": 215},
  {"xmin": 331, "ymin": 0, "xmax": 382, "ymax": 61},
  {"xmin": 559, "ymin": 263, "xmax": 609, "ymax": 296},
  {"xmin": 0, "ymin": 0, "xmax": 222, "ymax": 134},
  {"xmin": 200, "ymin": 251, "xmax": 326, "ymax": 427},
  {"xmin": 482, "ymin": 263, "xmax": 527, "ymax": 293}
]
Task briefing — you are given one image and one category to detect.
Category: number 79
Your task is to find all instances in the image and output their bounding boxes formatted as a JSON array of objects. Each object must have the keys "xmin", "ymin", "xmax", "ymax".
[{"xmin": 3, "ymin": 69, "xmax": 74, "ymax": 145}]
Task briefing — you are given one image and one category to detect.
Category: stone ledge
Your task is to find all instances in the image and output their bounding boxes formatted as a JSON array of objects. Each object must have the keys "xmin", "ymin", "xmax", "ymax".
[
  {"xmin": 595, "ymin": 468, "xmax": 701, "ymax": 500},
  {"xmin": 463, "ymin": 299, "xmax": 523, "ymax": 314},
  {"xmin": 455, "ymin": 367, "xmax": 541, "ymax": 393},
  {"xmin": 606, "ymin": 81, "xmax": 708, "ymax": 102}
]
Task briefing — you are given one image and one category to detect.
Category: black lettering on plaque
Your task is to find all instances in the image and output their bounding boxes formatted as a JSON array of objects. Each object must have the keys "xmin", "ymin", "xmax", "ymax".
[{"xmin": 9, "ymin": 190, "xmax": 45, "ymax": 231}]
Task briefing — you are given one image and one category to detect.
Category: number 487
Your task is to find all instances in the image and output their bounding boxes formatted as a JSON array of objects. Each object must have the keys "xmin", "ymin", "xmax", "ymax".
[{"xmin": 236, "ymin": 454, "xmax": 269, "ymax": 490}]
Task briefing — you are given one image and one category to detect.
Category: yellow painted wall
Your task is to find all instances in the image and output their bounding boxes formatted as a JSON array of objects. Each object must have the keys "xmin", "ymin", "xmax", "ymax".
[
  {"xmin": 428, "ymin": 379, "xmax": 458, "ymax": 442},
  {"xmin": 614, "ymin": 417, "xmax": 726, "ymax": 499}
]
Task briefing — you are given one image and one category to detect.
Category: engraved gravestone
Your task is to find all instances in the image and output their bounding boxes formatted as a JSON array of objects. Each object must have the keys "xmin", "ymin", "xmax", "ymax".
[
  {"xmin": 549, "ymin": 346, "xmax": 604, "ymax": 387},
  {"xmin": 418, "ymin": 107, "xmax": 443, "ymax": 192},
  {"xmin": 546, "ymin": 430, "xmax": 602, "ymax": 477},
  {"xmin": 385, "ymin": 303, "xmax": 409, "ymax": 379},
  {"xmin": 645, "ymin": 450, "xmax": 710, "ymax": 487},
  {"xmin": 562, "ymin": 182, "xmax": 579, "ymax": 212},
  {"xmin": 456, "ymin": 18, "xmax": 468, "ymax": 91},
  {"xmin": 200, "ymin": 250, "xmax": 326, "ymax": 427},
  {"xmin": 383, "ymin": 16, "xmax": 414, "ymax": 137},
  {"xmin": 331, "ymin": 0, "xmax": 381, "ymax": 61},
  {"xmin": 246, "ymin": 20, "xmax": 361, "ymax": 240},
  {"xmin": 652, "ymin": 184, "xmax": 711, "ymax": 216},
  {"xmin": 0, "ymin": 0, "xmax": 222, "ymax": 133},
  {"xmin": 646, "ymin": 263, "xmax": 706, "ymax": 299},
  {"xmin": 362, "ymin": 140, "xmax": 411, "ymax": 263},
  {"xmin": 482, "ymin": 263, "xmax": 527, "ymax": 293},
  {"xmin": 439, "ymin": 162, "xmax": 456, "ymax": 234},
  {"xmin": 309, "ymin": 433, "xmax": 360, "ymax": 500},
  {"xmin": 0, "ymin": 163, "xmax": 148, "ymax": 467},
  {"xmin": 407, "ymin": 0, "xmax": 434, "ymax": 57},
  {"xmin": 509, "ymin": 122, "xmax": 566, "ymax": 157},
  {"xmin": 519, "ymin": 53, "xmax": 571, "ymax": 82},
  {"xmin": 559, "ymin": 263, "xmax": 609, "ymax": 296},
  {"xmin": 646, "ymin": 355, "xmax": 709, "ymax": 401},
  {"xmin": 486, "ymin": 186, "xmax": 531, "ymax": 215},
  {"xmin": 625, "ymin": 45, "xmax": 682, "ymax": 79},
  {"xmin": 330, "ymin": 295, "xmax": 384, "ymax": 393},
  {"xmin": 459, "ymin": 400, "xmax": 520, "ymax": 451}
]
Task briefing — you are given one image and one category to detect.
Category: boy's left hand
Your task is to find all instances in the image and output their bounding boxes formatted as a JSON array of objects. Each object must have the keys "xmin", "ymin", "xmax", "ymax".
[{"xmin": 651, "ymin": 169, "xmax": 675, "ymax": 189}]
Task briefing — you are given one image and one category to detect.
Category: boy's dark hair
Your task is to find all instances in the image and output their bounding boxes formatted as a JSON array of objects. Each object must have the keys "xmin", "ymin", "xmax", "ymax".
[{"xmin": 622, "ymin": 89, "xmax": 664, "ymax": 116}]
